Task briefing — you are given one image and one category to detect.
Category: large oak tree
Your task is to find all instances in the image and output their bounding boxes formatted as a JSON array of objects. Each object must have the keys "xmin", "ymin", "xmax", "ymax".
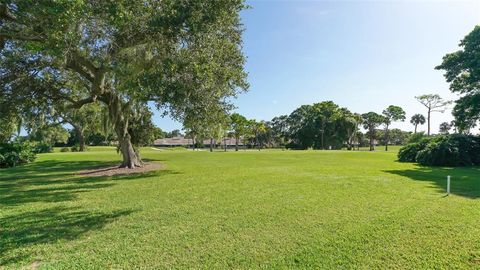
[{"xmin": 0, "ymin": 1, "xmax": 248, "ymax": 168}]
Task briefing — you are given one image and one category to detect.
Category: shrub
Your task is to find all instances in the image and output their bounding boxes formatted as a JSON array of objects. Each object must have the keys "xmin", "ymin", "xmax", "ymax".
[
  {"xmin": 60, "ymin": 147, "xmax": 71, "ymax": 152},
  {"xmin": 398, "ymin": 134, "xmax": 480, "ymax": 166},
  {"xmin": 33, "ymin": 142, "xmax": 53, "ymax": 154},
  {"xmin": 398, "ymin": 137, "xmax": 432, "ymax": 162},
  {"xmin": 407, "ymin": 132, "xmax": 426, "ymax": 144},
  {"xmin": 0, "ymin": 141, "xmax": 37, "ymax": 168}
]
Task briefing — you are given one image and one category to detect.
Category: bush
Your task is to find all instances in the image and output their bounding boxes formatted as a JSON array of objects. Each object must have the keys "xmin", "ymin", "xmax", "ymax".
[
  {"xmin": 407, "ymin": 132, "xmax": 426, "ymax": 144},
  {"xmin": 33, "ymin": 142, "xmax": 53, "ymax": 154},
  {"xmin": 0, "ymin": 141, "xmax": 37, "ymax": 168},
  {"xmin": 70, "ymin": 144, "xmax": 87, "ymax": 152},
  {"xmin": 398, "ymin": 137, "xmax": 432, "ymax": 162},
  {"xmin": 60, "ymin": 147, "xmax": 71, "ymax": 152},
  {"xmin": 398, "ymin": 134, "xmax": 480, "ymax": 166}
]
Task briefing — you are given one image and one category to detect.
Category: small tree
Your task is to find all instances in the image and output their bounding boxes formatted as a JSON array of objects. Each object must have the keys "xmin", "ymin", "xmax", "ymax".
[
  {"xmin": 439, "ymin": 122, "xmax": 452, "ymax": 135},
  {"xmin": 415, "ymin": 94, "xmax": 451, "ymax": 136},
  {"xmin": 382, "ymin": 105, "xmax": 406, "ymax": 151},
  {"xmin": 270, "ymin": 115, "xmax": 289, "ymax": 147},
  {"xmin": 229, "ymin": 113, "xmax": 248, "ymax": 151},
  {"xmin": 410, "ymin": 114, "xmax": 426, "ymax": 134},
  {"xmin": 362, "ymin": 112, "xmax": 386, "ymax": 151},
  {"xmin": 246, "ymin": 120, "xmax": 266, "ymax": 150}
]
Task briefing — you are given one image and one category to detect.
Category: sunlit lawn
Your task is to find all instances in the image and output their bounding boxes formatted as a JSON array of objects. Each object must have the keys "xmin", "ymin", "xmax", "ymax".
[{"xmin": 1, "ymin": 147, "xmax": 479, "ymax": 269}]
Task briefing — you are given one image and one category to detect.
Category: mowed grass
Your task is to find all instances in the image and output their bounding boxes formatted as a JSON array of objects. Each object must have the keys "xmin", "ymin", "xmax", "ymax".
[{"xmin": 1, "ymin": 148, "xmax": 479, "ymax": 269}]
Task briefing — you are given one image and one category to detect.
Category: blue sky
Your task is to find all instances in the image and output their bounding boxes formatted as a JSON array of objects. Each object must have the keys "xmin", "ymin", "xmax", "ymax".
[{"xmin": 154, "ymin": 0, "xmax": 480, "ymax": 133}]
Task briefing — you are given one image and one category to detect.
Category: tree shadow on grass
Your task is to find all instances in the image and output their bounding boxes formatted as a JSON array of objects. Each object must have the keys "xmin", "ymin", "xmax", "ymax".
[
  {"xmin": 0, "ymin": 159, "xmax": 177, "ymax": 206},
  {"xmin": 0, "ymin": 206, "xmax": 135, "ymax": 266},
  {"xmin": 384, "ymin": 166, "xmax": 480, "ymax": 199},
  {"xmin": 0, "ymin": 158, "xmax": 177, "ymax": 266}
]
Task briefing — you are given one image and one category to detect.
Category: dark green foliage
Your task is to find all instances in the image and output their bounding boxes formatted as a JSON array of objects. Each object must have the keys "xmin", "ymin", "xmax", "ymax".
[
  {"xmin": 0, "ymin": 0, "xmax": 248, "ymax": 168},
  {"xmin": 33, "ymin": 142, "xmax": 53, "ymax": 154},
  {"xmin": 70, "ymin": 145, "xmax": 86, "ymax": 152},
  {"xmin": 398, "ymin": 134, "xmax": 480, "ymax": 166},
  {"xmin": 377, "ymin": 128, "xmax": 411, "ymax": 146},
  {"xmin": 60, "ymin": 147, "xmax": 70, "ymax": 152},
  {"xmin": 407, "ymin": 132, "xmax": 426, "ymax": 144},
  {"xmin": 398, "ymin": 137, "xmax": 433, "ymax": 162},
  {"xmin": 437, "ymin": 26, "xmax": 480, "ymax": 132},
  {"xmin": 0, "ymin": 141, "xmax": 36, "ymax": 168},
  {"xmin": 286, "ymin": 101, "xmax": 359, "ymax": 150}
]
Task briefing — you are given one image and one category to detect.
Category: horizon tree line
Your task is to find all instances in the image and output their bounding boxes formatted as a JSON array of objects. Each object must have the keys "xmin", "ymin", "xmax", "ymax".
[{"xmin": 160, "ymin": 95, "xmax": 456, "ymax": 151}]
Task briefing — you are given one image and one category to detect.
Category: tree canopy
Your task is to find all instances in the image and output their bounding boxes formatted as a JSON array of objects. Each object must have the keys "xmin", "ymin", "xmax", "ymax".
[
  {"xmin": 410, "ymin": 114, "xmax": 426, "ymax": 134},
  {"xmin": 415, "ymin": 94, "xmax": 451, "ymax": 136},
  {"xmin": 382, "ymin": 105, "xmax": 406, "ymax": 151},
  {"xmin": 0, "ymin": 1, "xmax": 248, "ymax": 167},
  {"xmin": 436, "ymin": 26, "xmax": 480, "ymax": 133},
  {"xmin": 362, "ymin": 112, "xmax": 386, "ymax": 151},
  {"xmin": 285, "ymin": 101, "xmax": 359, "ymax": 150}
]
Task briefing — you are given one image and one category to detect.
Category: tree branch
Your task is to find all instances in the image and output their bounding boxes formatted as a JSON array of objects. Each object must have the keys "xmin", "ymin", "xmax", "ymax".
[
  {"xmin": 69, "ymin": 96, "xmax": 97, "ymax": 109},
  {"xmin": 65, "ymin": 59, "xmax": 95, "ymax": 82},
  {"xmin": 65, "ymin": 50, "xmax": 101, "ymax": 82},
  {"xmin": 69, "ymin": 50, "xmax": 97, "ymax": 74},
  {"xmin": 0, "ymin": 4, "xmax": 17, "ymax": 22},
  {"xmin": 0, "ymin": 31, "xmax": 43, "ymax": 41}
]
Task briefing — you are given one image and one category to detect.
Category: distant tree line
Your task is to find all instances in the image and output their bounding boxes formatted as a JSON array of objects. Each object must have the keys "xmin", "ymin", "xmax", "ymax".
[
  {"xmin": 213, "ymin": 101, "xmax": 412, "ymax": 151},
  {"xmin": 156, "ymin": 96, "xmax": 459, "ymax": 152}
]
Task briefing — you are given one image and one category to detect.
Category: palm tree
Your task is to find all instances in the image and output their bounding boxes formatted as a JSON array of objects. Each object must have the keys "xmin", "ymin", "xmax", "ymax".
[
  {"xmin": 439, "ymin": 122, "xmax": 451, "ymax": 135},
  {"xmin": 410, "ymin": 114, "xmax": 426, "ymax": 134}
]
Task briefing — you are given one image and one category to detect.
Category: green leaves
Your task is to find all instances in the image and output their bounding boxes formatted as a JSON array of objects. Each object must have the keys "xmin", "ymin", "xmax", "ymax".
[
  {"xmin": 286, "ymin": 101, "xmax": 358, "ymax": 149},
  {"xmin": 436, "ymin": 26, "xmax": 480, "ymax": 131},
  {"xmin": 362, "ymin": 112, "xmax": 385, "ymax": 131},
  {"xmin": 383, "ymin": 105, "xmax": 406, "ymax": 123},
  {"xmin": 410, "ymin": 114, "xmax": 426, "ymax": 126}
]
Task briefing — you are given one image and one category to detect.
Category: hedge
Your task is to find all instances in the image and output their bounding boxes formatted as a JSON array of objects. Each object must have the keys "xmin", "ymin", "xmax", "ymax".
[{"xmin": 398, "ymin": 134, "xmax": 480, "ymax": 166}]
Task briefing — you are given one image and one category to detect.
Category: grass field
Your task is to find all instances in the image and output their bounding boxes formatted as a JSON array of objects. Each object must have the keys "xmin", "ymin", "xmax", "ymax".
[{"xmin": 1, "ymin": 147, "xmax": 479, "ymax": 269}]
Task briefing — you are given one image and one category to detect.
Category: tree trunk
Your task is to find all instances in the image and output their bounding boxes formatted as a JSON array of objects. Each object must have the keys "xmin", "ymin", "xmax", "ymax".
[
  {"xmin": 256, "ymin": 132, "xmax": 260, "ymax": 151},
  {"xmin": 76, "ymin": 128, "xmax": 86, "ymax": 152},
  {"xmin": 384, "ymin": 125, "xmax": 389, "ymax": 151},
  {"xmin": 369, "ymin": 130, "xmax": 374, "ymax": 151},
  {"xmin": 427, "ymin": 108, "xmax": 431, "ymax": 136},
  {"xmin": 321, "ymin": 132, "xmax": 324, "ymax": 150},
  {"xmin": 103, "ymin": 92, "xmax": 142, "ymax": 168},
  {"xmin": 210, "ymin": 138, "xmax": 213, "ymax": 152},
  {"xmin": 235, "ymin": 137, "xmax": 239, "ymax": 151},
  {"xmin": 414, "ymin": 124, "xmax": 418, "ymax": 134},
  {"xmin": 70, "ymin": 123, "xmax": 86, "ymax": 152},
  {"xmin": 117, "ymin": 130, "xmax": 142, "ymax": 168}
]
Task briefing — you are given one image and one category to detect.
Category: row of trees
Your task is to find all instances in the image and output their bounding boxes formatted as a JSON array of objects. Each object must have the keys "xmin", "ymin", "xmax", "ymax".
[
  {"xmin": 169, "ymin": 94, "xmax": 453, "ymax": 152},
  {"xmin": 221, "ymin": 102, "xmax": 406, "ymax": 151}
]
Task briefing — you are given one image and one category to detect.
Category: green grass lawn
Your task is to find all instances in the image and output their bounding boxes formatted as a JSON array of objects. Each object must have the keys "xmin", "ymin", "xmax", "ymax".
[{"xmin": 1, "ymin": 148, "xmax": 479, "ymax": 269}]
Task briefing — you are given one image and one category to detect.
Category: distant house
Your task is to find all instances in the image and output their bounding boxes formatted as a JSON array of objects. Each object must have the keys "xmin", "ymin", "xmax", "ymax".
[
  {"xmin": 153, "ymin": 136, "xmax": 244, "ymax": 148},
  {"xmin": 153, "ymin": 137, "xmax": 192, "ymax": 147}
]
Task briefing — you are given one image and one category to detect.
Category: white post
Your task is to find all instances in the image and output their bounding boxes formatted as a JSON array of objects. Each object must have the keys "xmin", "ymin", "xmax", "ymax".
[{"xmin": 447, "ymin": 175, "xmax": 451, "ymax": 195}]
